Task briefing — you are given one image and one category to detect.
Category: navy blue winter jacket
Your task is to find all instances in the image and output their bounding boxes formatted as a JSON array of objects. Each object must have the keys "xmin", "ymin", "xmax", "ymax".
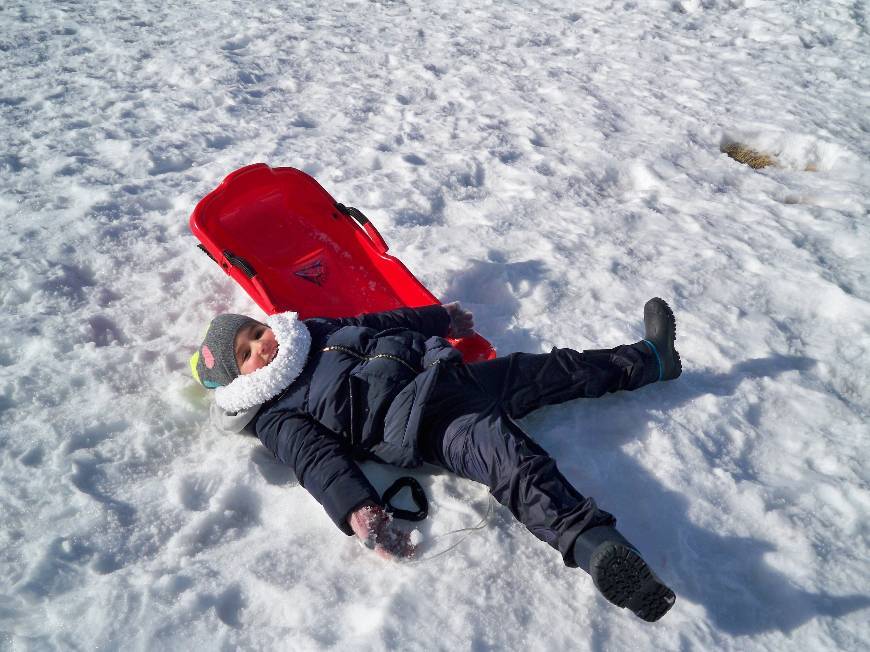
[{"xmin": 250, "ymin": 305, "xmax": 461, "ymax": 534}]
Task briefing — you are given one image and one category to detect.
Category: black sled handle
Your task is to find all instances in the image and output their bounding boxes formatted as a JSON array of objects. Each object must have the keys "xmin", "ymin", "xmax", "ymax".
[
  {"xmin": 382, "ymin": 477, "xmax": 428, "ymax": 522},
  {"xmin": 335, "ymin": 203, "xmax": 390, "ymax": 255}
]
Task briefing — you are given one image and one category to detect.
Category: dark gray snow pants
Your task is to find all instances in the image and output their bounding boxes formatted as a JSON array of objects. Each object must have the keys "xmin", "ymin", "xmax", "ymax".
[{"xmin": 419, "ymin": 343, "xmax": 659, "ymax": 567}]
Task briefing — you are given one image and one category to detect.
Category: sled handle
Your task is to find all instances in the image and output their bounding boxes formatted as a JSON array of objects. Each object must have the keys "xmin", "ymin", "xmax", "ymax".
[
  {"xmin": 220, "ymin": 250, "xmax": 278, "ymax": 314},
  {"xmin": 224, "ymin": 250, "xmax": 256, "ymax": 278},
  {"xmin": 382, "ymin": 476, "xmax": 428, "ymax": 522},
  {"xmin": 336, "ymin": 203, "xmax": 390, "ymax": 255}
]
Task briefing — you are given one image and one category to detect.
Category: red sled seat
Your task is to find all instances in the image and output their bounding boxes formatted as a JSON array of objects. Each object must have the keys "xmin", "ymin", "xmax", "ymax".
[{"xmin": 190, "ymin": 163, "xmax": 496, "ymax": 363}]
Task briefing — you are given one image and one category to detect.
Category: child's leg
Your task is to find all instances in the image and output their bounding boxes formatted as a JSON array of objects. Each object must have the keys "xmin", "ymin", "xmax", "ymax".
[
  {"xmin": 465, "ymin": 297, "xmax": 681, "ymax": 420},
  {"xmin": 419, "ymin": 358, "xmax": 677, "ymax": 622},
  {"xmin": 468, "ymin": 342, "xmax": 660, "ymax": 419},
  {"xmin": 419, "ymin": 382, "xmax": 616, "ymax": 565}
]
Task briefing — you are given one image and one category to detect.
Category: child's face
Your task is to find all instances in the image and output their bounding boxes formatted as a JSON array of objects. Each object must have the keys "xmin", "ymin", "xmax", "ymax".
[{"xmin": 234, "ymin": 323, "xmax": 278, "ymax": 375}]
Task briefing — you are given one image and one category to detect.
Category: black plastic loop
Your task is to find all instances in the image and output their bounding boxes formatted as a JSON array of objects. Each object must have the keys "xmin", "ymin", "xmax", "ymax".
[
  {"xmin": 335, "ymin": 202, "xmax": 370, "ymax": 226},
  {"xmin": 382, "ymin": 477, "xmax": 428, "ymax": 522},
  {"xmin": 223, "ymin": 250, "xmax": 256, "ymax": 279},
  {"xmin": 197, "ymin": 244, "xmax": 218, "ymax": 264}
]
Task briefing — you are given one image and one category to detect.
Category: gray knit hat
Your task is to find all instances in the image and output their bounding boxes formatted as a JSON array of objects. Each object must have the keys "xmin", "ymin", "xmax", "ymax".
[{"xmin": 190, "ymin": 314, "xmax": 262, "ymax": 389}]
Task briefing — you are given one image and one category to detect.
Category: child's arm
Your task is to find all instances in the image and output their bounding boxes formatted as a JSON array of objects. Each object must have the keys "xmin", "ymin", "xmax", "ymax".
[
  {"xmin": 258, "ymin": 412, "xmax": 381, "ymax": 536},
  {"xmin": 335, "ymin": 304, "xmax": 448, "ymax": 336},
  {"xmin": 332, "ymin": 302, "xmax": 474, "ymax": 338}
]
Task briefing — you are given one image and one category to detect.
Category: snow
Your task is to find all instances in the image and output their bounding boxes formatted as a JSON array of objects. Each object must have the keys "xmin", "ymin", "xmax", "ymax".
[{"xmin": 2, "ymin": 0, "xmax": 869, "ymax": 649}]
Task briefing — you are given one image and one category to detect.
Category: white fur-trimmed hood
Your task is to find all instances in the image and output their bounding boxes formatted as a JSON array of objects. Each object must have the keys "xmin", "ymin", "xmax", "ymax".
[{"xmin": 214, "ymin": 311, "xmax": 311, "ymax": 413}]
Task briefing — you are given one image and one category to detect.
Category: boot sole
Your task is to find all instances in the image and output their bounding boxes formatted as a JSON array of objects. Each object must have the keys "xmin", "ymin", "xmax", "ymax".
[
  {"xmin": 645, "ymin": 297, "xmax": 682, "ymax": 380},
  {"xmin": 590, "ymin": 543, "xmax": 676, "ymax": 622}
]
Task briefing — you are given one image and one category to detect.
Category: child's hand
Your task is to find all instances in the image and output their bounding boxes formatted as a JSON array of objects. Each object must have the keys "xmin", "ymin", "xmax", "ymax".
[
  {"xmin": 348, "ymin": 504, "xmax": 417, "ymax": 561},
  {"xmin": 444, "ymin": 301, "xmax": 475, "ymax": 339}
]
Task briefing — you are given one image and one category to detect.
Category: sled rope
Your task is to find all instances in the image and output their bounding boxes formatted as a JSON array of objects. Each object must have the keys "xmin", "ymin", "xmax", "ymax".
[{"xmin": 407, "ymin": 491, "xmax": 495, "ymax": 565}]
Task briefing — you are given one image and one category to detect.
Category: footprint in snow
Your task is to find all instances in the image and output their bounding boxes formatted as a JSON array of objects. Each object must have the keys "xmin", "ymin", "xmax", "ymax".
[
  {"xmin": 173, "ymin": 485, "xmax": 261, "ymax": 555},
  {"xmin": 403, "ymin": 153, "xmax": 426, "ymax": 166},
  {"xmin": 174, "ymin": 473, "xmax": 221, "ymax": 512}
]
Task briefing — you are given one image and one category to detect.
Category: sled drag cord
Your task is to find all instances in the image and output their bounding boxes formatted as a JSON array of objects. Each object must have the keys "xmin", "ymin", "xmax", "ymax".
[{"xmin": 406, "ymin": 491, "xmax": 495, "ymax": 565}]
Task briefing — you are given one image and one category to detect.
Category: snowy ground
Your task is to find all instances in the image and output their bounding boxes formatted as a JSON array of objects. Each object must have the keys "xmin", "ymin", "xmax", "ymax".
[{"xmin": 2, "ymin": 0, "xmax": 869, "ymax": 649}]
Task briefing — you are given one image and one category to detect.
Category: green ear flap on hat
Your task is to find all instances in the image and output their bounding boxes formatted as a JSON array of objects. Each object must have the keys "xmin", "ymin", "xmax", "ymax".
[{"xmin": 189, "ymin": 350, "xmax": 201, "ymax": 384}]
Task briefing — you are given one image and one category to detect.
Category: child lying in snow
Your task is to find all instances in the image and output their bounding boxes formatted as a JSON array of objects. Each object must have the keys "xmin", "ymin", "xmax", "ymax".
[{"xmin": 191, "ymin": 299, "xmax": 680, "ymax": 622}]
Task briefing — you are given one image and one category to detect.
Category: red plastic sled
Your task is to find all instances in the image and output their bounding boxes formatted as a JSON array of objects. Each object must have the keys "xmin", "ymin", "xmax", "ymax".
[{"xmin": 189, "ymin": 164, "xmax": 496, "ymax": 363}]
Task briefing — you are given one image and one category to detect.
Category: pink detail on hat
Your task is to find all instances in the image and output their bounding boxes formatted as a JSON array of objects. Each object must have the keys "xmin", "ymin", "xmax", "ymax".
[{"xmin": 202, "ymin": 345, "xmax": 215, "ymax": 368}]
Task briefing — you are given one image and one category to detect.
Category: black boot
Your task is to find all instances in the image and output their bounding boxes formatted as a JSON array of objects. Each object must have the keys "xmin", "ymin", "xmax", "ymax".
[
  {"xmin": 573, "ymin": 526, "xmax": 676, "ymax": 622},
  {"xmin": 643, "ymin": 297, "xmax": 682, "ymax": 381}
]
